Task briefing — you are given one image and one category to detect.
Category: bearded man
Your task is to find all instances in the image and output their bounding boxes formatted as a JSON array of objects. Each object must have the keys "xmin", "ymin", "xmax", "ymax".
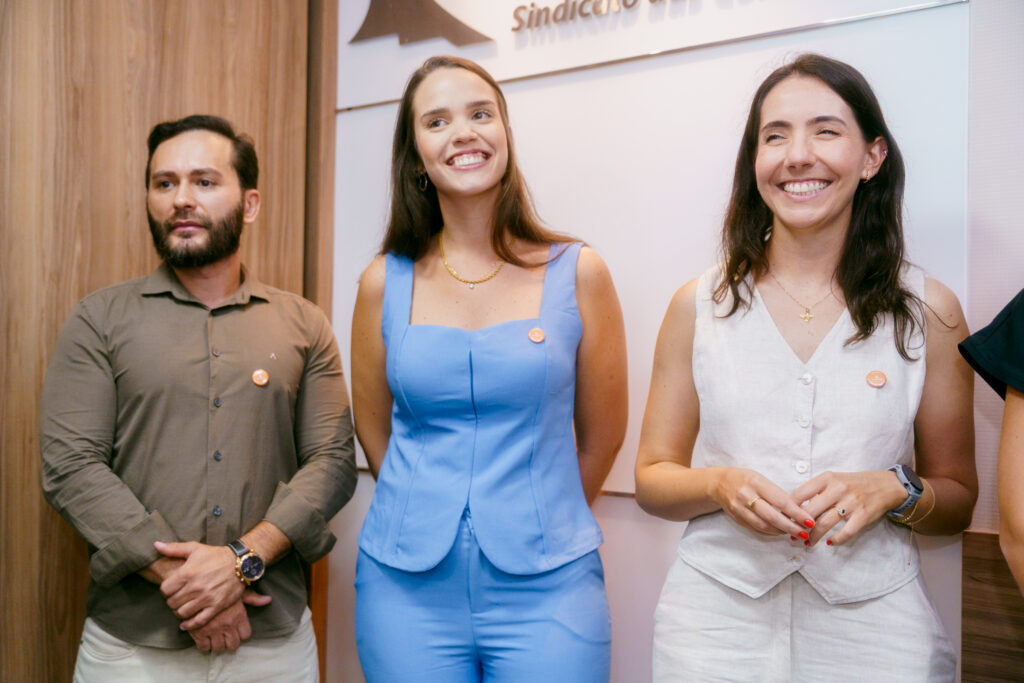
[{"xmin": 40, "ymin": 115, "xmax": 356, "ymax": 682}]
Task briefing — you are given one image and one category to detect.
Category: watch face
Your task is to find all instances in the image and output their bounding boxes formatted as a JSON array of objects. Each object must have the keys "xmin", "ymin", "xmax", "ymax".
[
  {"xmin": 902, "ymin": 466, "xmax": 923, "ymax": 493},
  {"xmin": 240, "ymin": 554, "xmax": 265, "ymax": 581}
]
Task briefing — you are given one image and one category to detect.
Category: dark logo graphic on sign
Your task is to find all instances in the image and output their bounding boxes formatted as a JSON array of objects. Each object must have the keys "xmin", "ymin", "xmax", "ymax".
[{"xmin": 350, "ymin": 0, "xmax": 493, "ymax": 46}]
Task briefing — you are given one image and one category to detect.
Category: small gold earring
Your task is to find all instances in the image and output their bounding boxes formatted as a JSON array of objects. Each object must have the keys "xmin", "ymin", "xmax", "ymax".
[{"xmin": 418, "ymin": 173, "xmax": 428, "ymax": 192}]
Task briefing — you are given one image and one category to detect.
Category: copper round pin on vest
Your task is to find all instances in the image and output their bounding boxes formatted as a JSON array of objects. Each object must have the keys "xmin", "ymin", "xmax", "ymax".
[
  {"xmin": 528, "ymin": 328, "xmax": 546, "ymax": 343},
  {"xmin": 252, "ymin": 369, "xmax": 270, "ymax": 386},
  {"xmin": 866, "ymin": 370, "xmax": 887, "ymax": 388}
]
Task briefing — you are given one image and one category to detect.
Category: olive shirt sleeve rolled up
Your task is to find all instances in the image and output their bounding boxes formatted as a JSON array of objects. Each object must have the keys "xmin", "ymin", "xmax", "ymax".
[
  {"xmin": 40, "ymin": 289, "xmax": 182, "ymax": 587},
  {"xmin": 40, "ymin": 264, "xmax": 357, "ymax": 648},
  {"xmin": 262, "ymin": 299, "xmax": 357, "ymax": 563}
]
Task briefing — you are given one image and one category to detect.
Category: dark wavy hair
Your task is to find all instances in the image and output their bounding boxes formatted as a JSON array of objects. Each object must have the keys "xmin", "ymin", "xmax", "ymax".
[
  {"xmin": 715, "ymin": 53, "xmax": 923, "ymax": 359},
  {"xmin": 146, "ymin": 115, "xmax": 258, "ymax": 191},
  {"xmin": 381, "ymin": 56, "xmax": 568, "ymax": 264}
]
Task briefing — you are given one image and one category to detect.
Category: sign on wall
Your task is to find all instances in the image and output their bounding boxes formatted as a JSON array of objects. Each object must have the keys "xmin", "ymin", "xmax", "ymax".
[{"xmin": 338, "ymin": 0, "xmax": 964, "ymax": 109}]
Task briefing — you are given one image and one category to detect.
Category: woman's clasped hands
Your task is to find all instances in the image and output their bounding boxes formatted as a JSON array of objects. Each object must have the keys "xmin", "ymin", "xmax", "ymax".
[{"xmin": 713, "ymin": 467, "xmax": 909, "ymax": 547}]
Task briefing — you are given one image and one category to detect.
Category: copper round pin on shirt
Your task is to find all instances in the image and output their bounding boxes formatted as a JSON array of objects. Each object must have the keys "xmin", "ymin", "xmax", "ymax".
[
  {"xmin": 252, "ymin": 369, "xmax": 270, "ymax": 386},
  {"xmin": 866, "ymin": 370, "xmax": 887, "ymax": 388}
]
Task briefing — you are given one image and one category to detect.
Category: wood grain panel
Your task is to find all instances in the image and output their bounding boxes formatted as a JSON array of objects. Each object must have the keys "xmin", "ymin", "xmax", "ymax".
[
  {"xmin": 1, "ymin": 2, "xmax": 312, "ymax": 680},
  {"xmin": 962, "ymin": 531, "xmax": 1024, "ymax": 681},
  {"xmin": 304, "ymin": 1, "xmax": 340, "ymax": 677},
  {"xmin": 304, "ymin": 0, "xmax": 338, "ymax": 313}
]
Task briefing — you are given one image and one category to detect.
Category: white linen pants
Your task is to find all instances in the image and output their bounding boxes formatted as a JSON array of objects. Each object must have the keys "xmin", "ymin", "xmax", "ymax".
[
  {"xmin": 653, "ymin": 558, "xmax": 955, "ymax": 682},
  {"xmin": 73, "ymin": 607, "xmax": 318, "ymax": 683}
]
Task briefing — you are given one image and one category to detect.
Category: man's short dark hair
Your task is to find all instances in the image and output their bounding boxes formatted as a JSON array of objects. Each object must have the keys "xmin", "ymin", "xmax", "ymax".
[{"xmin": 145, "ymin": 115, "xmax": 259, "ymax": 191}]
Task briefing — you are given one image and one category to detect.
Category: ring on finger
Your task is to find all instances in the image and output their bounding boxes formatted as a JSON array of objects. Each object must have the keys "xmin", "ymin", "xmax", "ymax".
[
  {"xmin": 834, "ymin": 506, "xmax": 847, "ymax": 518},
  {"xmin": 747, "ymin": 496, "xmax": 761, "ymax": 510}
]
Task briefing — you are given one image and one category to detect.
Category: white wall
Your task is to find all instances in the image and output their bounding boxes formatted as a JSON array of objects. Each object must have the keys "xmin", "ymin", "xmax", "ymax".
[
  {"xmin": 328, "ymin": 3, "xmax": 990, "ymax": 681},
  {"xmin": 965, "ymin": 0, "xmax": 1024, "ymax": 534}
]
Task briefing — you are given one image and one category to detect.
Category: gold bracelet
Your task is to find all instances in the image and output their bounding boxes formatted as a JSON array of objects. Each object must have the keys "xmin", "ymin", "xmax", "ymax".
[
  {"xmin": 891, "ymin": 500, "xmax": 921, "ymax": 527},
  {"xmin": 907, "ymin": 479, "xmax": 936, "ymax": 528}
]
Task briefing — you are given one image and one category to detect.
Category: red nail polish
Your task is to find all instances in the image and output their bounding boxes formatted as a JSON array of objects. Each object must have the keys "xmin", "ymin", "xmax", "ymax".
[
  {"xmin": 803, "ymin": 540, "xmax": 810, "ymax": 546},
  {"xmin": 790, "ymin": 536, "xmax": 797, "ymax": 541},
  {"xmin": 826, "ymin": 539, "xmax": 833, "ymax": 546},
  {"xmin": 804, "ymin": 519, "xmax": 815, "ymax": 528},
  {"xmin": 798, "ymin": 531, "xmax": 809, "ymax": 540}
]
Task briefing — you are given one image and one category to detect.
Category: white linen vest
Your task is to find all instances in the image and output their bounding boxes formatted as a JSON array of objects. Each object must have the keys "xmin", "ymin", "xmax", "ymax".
[{"xmin": 677, "ymin": 265, "xmax": 927, "ymax": 604}]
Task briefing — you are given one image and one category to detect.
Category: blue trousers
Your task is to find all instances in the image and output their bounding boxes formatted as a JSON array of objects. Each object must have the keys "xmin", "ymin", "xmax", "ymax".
[{"xmin": 355, "ymin": 511, "xmax": 611, "ymax": 682}]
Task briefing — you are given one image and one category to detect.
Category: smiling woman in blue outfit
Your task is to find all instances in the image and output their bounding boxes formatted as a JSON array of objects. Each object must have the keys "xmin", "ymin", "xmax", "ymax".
[{"xmin": 350, "ymin": 56, "xmax": 627, "ymax": 682}]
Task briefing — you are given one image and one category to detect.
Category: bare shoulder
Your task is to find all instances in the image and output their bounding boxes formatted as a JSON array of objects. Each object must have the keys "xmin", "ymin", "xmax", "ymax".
[
  {"xmin": 923, "ymin": 277, "xmax": 968, "ymax": 339},
  {"xmin": 573, "ymin": 246, "xmax": 624, "ymax": 336},
  {"xmin": 357, "ymin": 255, "xmax": 388, "ymax": 299},
  {"xmin": 575, "ymin": 245, "xmax": 614, "ymax": 291},
  {"xmin": 665, "ymin": 277, "xmax": 701, "ymax": 326}
]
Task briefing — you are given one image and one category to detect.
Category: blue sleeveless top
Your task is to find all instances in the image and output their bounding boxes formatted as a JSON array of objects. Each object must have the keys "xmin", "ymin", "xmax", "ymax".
[{"xmin": 358, "ymin": 242, "xmax": 603, "ymax": 575}]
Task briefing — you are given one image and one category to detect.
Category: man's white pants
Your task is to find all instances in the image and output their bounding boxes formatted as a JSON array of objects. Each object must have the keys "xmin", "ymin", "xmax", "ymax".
[{"xmin": 73, "ymin": 608, "xmax": 319, "ymax": 682}]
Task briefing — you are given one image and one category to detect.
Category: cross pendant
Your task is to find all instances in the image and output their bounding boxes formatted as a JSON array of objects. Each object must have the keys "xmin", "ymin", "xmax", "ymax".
[{"xmin": 800, "ymin": 309, "xmax": 814, "ymax": 323}]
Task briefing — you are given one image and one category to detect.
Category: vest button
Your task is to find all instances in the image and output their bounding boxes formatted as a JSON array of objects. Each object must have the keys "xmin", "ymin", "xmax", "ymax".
[
  {"xmin": 794, "ymin": 461, "xmax": 809, "ymax": 474},
  {"xmin": 800, "ymin": 373, "xmax": 814, "ymax": 385}
]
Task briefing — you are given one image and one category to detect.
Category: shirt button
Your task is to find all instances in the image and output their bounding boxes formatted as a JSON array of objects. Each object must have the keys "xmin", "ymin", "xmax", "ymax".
[
  {"xmin": 212, "ymin": 348, "xmax": 221, "ymax": 357},
  {"xmin": 797, "ymin": 416, "xmax": 810, "ymax": 428},
  {"xmin": 794, "ymin": 461, "xmax": 809, "ymax": 474},
  {"xmin": 212, "ymin": 506, "xmax": 222, "ymax": 516},
  {"xmin": 214, "ymin": 398, "xmax": 222, "ymax": 408},
  {"xmin": 213, "ymin": 451, "xmax": 222, "ymax": 461},
  {"xmin": 800, "ymin": 373, "xmax": 813, "ymax": 385}
]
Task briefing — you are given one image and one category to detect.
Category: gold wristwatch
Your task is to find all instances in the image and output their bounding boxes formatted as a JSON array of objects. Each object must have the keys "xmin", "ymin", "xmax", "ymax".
[{"xmin": 228, "ymin": 539, "xmax": 265, "ymax": 585}]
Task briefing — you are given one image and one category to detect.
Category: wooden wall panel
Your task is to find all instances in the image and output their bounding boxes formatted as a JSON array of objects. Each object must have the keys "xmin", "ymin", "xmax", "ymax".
[
  {"xmin": 962, "ymin": 531, "xmax": 1024, "ymax": 681},
  {"xmin": 1, "ymin": 1, "xmax": 312, "ymax": 680},
  {"xmin": 304, "ymin": 0, "xmax": 338, "ymax": 313},
  {"xmin": 304, "ymin": 0, "xmax": 340, "ymax": 676}
]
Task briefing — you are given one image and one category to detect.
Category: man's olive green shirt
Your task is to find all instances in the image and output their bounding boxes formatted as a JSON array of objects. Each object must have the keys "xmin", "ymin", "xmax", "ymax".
[{"xmin": 41, "ymin": 264, "xmax": 357, "ymax": 648}]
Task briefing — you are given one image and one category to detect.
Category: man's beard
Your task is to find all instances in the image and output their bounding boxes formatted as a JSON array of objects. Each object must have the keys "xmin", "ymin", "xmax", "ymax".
[{"xmin": 148, "ymin": 202, "xmax": 245, "ymax": 268}]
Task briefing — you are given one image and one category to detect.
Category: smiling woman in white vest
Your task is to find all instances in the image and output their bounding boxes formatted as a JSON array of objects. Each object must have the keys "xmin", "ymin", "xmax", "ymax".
[{"xmin": 635, "ymin": 54, "xmax": 978, "ymax": 682}]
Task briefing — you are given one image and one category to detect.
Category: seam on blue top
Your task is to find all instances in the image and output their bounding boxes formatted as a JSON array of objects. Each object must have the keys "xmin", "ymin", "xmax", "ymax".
[
  {"xmin": 467, "ymin": 348, "xmax": 477, "ymax": 512},
  {"xmin": 528, "ymin": 241, "xmax": 582, "ymax": 565},
  {"xmin": 382, "ymin": 254, "xmax": 427, "ymax": 558},
  {"xmin": 386, "ymin": 323, "xmax": 426, "ymax": 559},
  {"xmin": 526, "ymin": 337, "xmax": 549, "ymax": 562}
]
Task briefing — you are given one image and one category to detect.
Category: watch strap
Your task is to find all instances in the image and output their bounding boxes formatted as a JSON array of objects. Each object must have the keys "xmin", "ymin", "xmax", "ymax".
[
  {"xmin": 228, "ymin": 539, "xmax": 249, "ymax": 557},
  {"xmin": 887, "ymin": 465, "xmax": 923, "ymax": 518}
]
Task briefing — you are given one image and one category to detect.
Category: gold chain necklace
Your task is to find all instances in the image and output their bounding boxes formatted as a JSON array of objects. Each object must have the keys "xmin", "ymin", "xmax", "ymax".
[
  {"xmin": 439, "ymin": 232, "xmax": 504, "ymax": 289},
  {"xmin": 767, "ymin": 270, "xmax": 835, "ymax": 323}
]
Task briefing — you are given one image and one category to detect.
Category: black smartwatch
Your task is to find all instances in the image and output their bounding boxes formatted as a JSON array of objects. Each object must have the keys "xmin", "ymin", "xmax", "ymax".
[
  {"xmin": 228, "ymin": 539, "xmax": 265, "ymax": 585},
  {"xmin": 886, "ymin": 464, "xmax": 924, "ymax": 520}
]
